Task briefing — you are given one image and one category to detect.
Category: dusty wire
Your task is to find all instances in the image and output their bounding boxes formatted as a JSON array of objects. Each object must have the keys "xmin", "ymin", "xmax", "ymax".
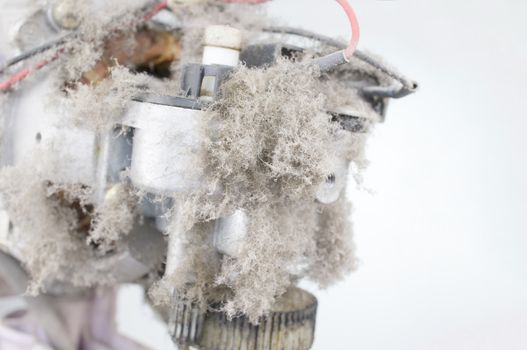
[
  {"xmin": 0, "ymin": 0, "xmax": 274, "ymax": 91},
  {"xmin": 0, "ymin": 0, "xmax": 169, "ymax": 92},
  {"xmin": 0, "ymin": 58, "xmax": 57, "ymax": 91},
  {"xmin": 300, "ymin": 0, "xmax": 361, "ymax": 72},
  {"xmin": 0, "ymin": 0, "xmax": 416, "ymax": 94},
  {"xmin": 0, "ymin": 35, "xmax": 73, "ymax": 74},
  {"xmin": 263, "ymin": 26, "xmax": 418, "ymax": 94}
]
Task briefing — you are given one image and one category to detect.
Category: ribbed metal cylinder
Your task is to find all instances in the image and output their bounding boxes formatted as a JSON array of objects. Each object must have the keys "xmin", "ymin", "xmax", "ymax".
[
  {"xmin": 168, "ymin": 301, "xmax": 205, "ymax": 346},
  {"xmin": 169, "ymin": 288, "xmax": 318, "ymax": 350}
]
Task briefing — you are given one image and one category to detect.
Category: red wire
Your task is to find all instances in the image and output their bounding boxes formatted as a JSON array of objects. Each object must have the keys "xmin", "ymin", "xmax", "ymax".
[
  {"xmin": 335, "ymin": 0, "xmax": 360, "ymax": 60},
  {"xmin": 0, "ymin": 58, "xmax": 54, "ymax": 91}
]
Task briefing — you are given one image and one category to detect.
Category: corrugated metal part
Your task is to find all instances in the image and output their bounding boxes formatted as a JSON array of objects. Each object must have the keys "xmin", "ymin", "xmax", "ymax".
[{"xmin": 170, "ymin": 288, "xmax": 317, "ymax": 350}]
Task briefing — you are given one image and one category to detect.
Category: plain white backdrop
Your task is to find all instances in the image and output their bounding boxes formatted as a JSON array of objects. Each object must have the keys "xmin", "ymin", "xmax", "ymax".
[{"xmin": 117, "ymin": 0, "xmax": 527, "ymax": 349}]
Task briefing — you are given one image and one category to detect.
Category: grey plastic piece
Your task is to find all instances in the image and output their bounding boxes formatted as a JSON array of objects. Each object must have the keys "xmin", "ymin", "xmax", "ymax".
[
  {"xmin": 240, "ymin": 43, "xmax": 303, "ymax": 68},
  {"xmin": 126, "ymin": 219, "xmax": 166, "ymax": 272},
  {"xmin": 181, "ymin": 63, "xmax": 233, "ymax": 99},
  {"xmin": 361, "ymin": 83, "xmax": 418, "ymax": 99},
  {"xmin": 311, "ymin": 50, "xmax": 348, "ymax": 72},
  {"xmin": 332, "ymin": 113, "xmax": 370, "ymax": 133},
  {"xmin": 132, "ymin": 93, "xmax": 203, "ymax": 110}
]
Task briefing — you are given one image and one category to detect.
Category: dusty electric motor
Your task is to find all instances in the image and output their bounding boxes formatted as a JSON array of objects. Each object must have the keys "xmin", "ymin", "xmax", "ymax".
[{"xmin": 0, "ymin": 1, "xmax": 416, "ymax": 349}]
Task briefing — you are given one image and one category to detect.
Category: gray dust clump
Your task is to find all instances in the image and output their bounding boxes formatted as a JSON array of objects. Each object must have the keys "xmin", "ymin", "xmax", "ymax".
[
  {"xmin": 203, "ymin": 60, "xmax": 338, "ymax": 214},
  {"xmin": 88, "ymin": 184, "xmax": 137, "ymax": 254},
  {"xmin": 0, "ymin": 0, "xmax": 381, "ymax": 323},
  {"xmin": 155, "ymin": 60, "xmax": 369, "ymax": 322},
  {"xmin": 63, "ymin": 66, "xmax": 152, "ymax": 131},
  {"xmin": 310, "ymin": 198, "xmax": 358, "ymax": 287},
  {"xmin": 57, "ymin": 0, "xmax": 150, "ymax": 82},
  {"xmin": 217, "ymin": 202, "xmax": 319, "ymax": 321},
  {"xmin": 0, "ymin": 153, "xmax": 130, "ymax": 292},
  {"xmin": 150, "ymin": 220, "xmax": 222, "ymax": 309}
]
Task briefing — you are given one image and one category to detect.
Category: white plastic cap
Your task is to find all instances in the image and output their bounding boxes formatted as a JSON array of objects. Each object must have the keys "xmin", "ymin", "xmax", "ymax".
[{"xmin": 204, "ymin": 25, "xmax": 242, "ymax": 50}]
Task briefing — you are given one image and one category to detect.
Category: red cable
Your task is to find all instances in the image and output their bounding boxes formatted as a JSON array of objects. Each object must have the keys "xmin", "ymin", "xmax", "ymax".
[
  {"xmin": 335, "ymin": 0, "xmax": 360, "ymax": 60},
  {"xmin": 0, "ymin": 58, "xmax": 54, "ymax": 91}
]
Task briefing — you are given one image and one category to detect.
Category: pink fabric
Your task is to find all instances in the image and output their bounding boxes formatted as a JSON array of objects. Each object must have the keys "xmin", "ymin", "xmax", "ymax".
[
  {"xmin": 0, "ymin": 288, "xmax": 150, "ymax": 350},
  {"xmin": 0, "ymin": 324, "xmax": 52, "ymax": 350}
]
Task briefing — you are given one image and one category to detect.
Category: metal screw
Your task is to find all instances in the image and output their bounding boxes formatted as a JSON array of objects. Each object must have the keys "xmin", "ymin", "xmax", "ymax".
[{"xmin": 50, "ymin": 0, "xmax": 81, "ymax": 30}]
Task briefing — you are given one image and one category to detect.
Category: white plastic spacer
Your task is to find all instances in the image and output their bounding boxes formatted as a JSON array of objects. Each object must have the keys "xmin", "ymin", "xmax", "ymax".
[
  {"xmin": 201, "ymin": 25, "xmax": 242, "ymax": 81},
  {"xmin": 204, "ymin": 25, "xmax": 242, "ymax": 51}
]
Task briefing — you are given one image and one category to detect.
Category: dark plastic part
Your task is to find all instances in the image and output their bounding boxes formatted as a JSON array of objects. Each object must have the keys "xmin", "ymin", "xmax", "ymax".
[
  {"xmin": 361, "ymin": 82, "xmax": 419, "ymax": 99},
  {"xmin": 132, "ymin": 93, "xmax": 204, "ymax": 110},
  {"xmin": 181, "ymin": 64, "xmax": 233, "ymax": 99},
  {"xmin": 240, "ymin": 43, "xmax": 303, "ymax": 68},
  {"xmin": 361, "ymin": 94, "xmax": 389, "ymax": 120},
  {"xmin": 331, "ymin": 113, "xmax": 371, "ymax": 133}
]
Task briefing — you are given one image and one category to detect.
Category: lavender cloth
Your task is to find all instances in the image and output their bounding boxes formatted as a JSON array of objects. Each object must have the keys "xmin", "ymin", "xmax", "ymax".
[{"xmin": 0, "ymin": 288, "xmax": 150, "ymax": 350}]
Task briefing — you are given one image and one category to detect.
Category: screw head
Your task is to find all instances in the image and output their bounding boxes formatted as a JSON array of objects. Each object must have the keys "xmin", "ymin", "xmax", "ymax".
[{"xmin": 51, "ymin": 0, "xmax": 81, "ymax": 30}]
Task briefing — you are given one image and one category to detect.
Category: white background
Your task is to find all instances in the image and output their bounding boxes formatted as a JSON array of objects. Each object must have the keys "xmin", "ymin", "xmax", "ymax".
[{"xmin": 118, "ymin": 0, "xmax": 527, "ymax": 349}]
